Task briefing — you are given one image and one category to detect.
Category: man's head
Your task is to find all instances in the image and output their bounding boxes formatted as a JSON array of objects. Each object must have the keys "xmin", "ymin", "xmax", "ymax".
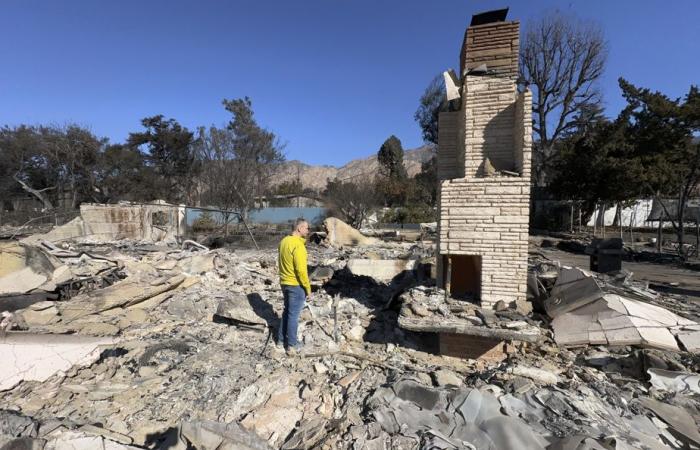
[{"xmin": 292, "ymin": 218, "xmax": 309, "ymax": 238}]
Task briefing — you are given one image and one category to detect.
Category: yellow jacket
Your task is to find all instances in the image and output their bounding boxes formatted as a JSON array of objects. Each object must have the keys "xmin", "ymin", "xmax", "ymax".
[{"xmin": 278, "ymin": 235, "xmax": 311, "ymax": 295}]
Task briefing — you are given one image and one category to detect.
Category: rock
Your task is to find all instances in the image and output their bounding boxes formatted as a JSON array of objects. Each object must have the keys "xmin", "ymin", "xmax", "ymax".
[
  {"xmin": 323, "ymin": 218, "xmax": 377, "ymax": 247},
  {"xmin": 313, "ymin": 362, "xmax": 328, "ymax": 374},
  {"xmin": 678, "ymin": 331, "xmax": 700, "ymax": 353},
  {"xmin": 309, "ymin": 267, "xmax": 334, "ymax": 285},
  {"xmin": 476, "ymin": 309, "xmax": 497, "ymax": 327},
  {"xmin": 461, "ymin": 315, "xmax": 484, "ymax": 326},
  {"xmin": 177, "ymin": 253, "xmax": 218, "ymax": 275},
  {"xmin": 584, "ymin": 351, "xmax": 612, "ymax": 368},
  {"xmin": 432, "ymin": 369, "xmax": 463, "ymax": 387},
  {"xmin": 62, "ymin": 384, "xmax": 90, "ymax": 394},
  {"xmin": 316, "ymin": 392, "xmax": 334, "ymax": 418},
  {"xmin": 504, "ymin": 321, "xmax": 528, "ymax": 330},
  {"xmin": 409, "ymin": 303, "xmax": 430, "ymax": 317},
  {"xmin": 0, "ymin": 437, "xmax": 46, "ymax": 449},
  {"xmin": 338, "ymin": 371, "xmax": 361, "ymax": 389},
  {"xmin": 240, "ymin": 406, "xmax": 302, "ymax": 447},
  {"xmin": 21, "ymin": 304, "xmax": 59, "ymax": 326},
  {"xmin": 177, "ymin": 420, "xmax": 273, "ymax": 450},
  {"xmin": 346, "ymin": 259, "xmax": 416, "ymax": 283},
  {"xmin": 79, "ymin": 322, "xmax": 120, "ymax": 336},
  {"xmin": 483, "ymin": 157, "xmax": 497, "ymax": 176},
  {"xmin": 214, "ymin": 294, "xmax": 268, "ymax": 327},
  {"xmin": 346, "ymin": 325, "xmax": 364, "ymax": 341},
  {"xmin": 0, "ymin": 410, "xmax": 38, "ymax": 440},
  {"xmin": 280, "ymin": 418, "xmax": 327, "ymax": 450},
  {"xmin": 138, "ymin": 366, "xmax": 157, "ymax": 377},
  {"xmin": 80, "ymin": 424, "xmax": 133, "ymax": 445},
  {"xmin": 494, "ymin": 300, "xmax": 508, "ymax": 311},
  {"xmin": 124, "ymin": 309, "xmax": 148, "ymax": 323},
  {"xmin": 167, "ymin": 294, "xmax": 217, "ymax": 321},
  {"xmin": 507, "ymin": 366, "xmax": 559, "ymax": 385},
  {"xmin": 509, "ymin": 376, "xmax": 535, "ymax": 394}
]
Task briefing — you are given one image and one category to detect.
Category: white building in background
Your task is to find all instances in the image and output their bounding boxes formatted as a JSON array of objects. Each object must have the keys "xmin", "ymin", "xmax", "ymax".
[{"xmin": 587, "ymin": 198, "xmax": 700, "ymax": 228}]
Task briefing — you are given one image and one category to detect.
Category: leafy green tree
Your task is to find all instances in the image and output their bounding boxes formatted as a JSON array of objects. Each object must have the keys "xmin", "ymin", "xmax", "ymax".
[
  {"xmin": 377, "ymin": 135, "xmax": 408, "ymax": 180},
  {"xmin": 273, "ymin": 180, "xmax": 303, "ymax": 196},
  {"xmin": 93, "ymin": 144, "xmax": 151, "ymax": 203},
  {"xmin": 412, "ymin": 155, "xmax": 438, "ymax": 206},
  {"xmin": 377, "ymin": 135, "xmax": 409, "ymax": 206},
  {"xmin": 0, "ymin": 125, "xmax": 56, "ymax": 209},
  {"xmin": 414, "ymin": 74, "xmax": 446, "ymax": 145},
  {"xmin": 552, "ymin": 79, "xmax": 700, "ymax": 256},
  {"xmin": 550, "ymin": 116, "xmax": 642, "ymax": 220},
  {"xmin": 0, "ymin": 124, "xmax": 104, "ymax": 209},
  {"xmin": 617, "ymin": 79, "xmax": 700, "ymax": 256},
  {"xmin": 127, "ymin": 115, "xmax": 197, "ymax": 203},
  {"xmin": 381, "ymin": 204, "xmax": 435, "ymax": 225},
  {"xmin": 52, "ymin": 125, "xmax": 105, "ymax": 208}
]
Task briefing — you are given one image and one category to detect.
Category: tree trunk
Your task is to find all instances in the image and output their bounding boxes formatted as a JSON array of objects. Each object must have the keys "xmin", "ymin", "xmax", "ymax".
[
  {"xmin": 13, "ymin": 174, "xmax": 54, "ymax": 210},
  {"xmin": 602, "ymin": 203, "xmax": 606, "ymax": 238},
  {"xmin": 578, "ymin": 203, "xmax": 582, "ymax": 233},
  {"xmin": 629, "ymin": 203, "xmax": 634, "ymax": 242},
  {"xmin": 617, "ymin": 203, "xmax": 623, "ymax": 241},
  {"xmin": 71, "ymin": 188, "xmax": 79, "ymax": 210},
  {"xmin": 570, "ymin": 203, "xmax": 574, "ymax": 233},
  {"xmin": 677, "ymin": 206, "xmax": 685, "ymax": 258},
  {"xmin": 593, "ymin": 203, "xmax": 597, "ymax": 237},
  {"xmin": 677, "ymin": 187, "xmax": 689, "ymax": 258}
]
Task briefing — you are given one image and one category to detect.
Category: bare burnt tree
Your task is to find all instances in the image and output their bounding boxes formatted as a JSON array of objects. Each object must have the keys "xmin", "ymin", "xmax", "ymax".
[
  {"xmin": 520, "ymin": 11, "xmax": 608, "ymax": 185},
  {"xmin": 196, "ymin": 97, "xmax": 284, "ymax": 224},
  {"xmin": 195, "ymin": 126, "xmax": 242, "ymax": 228},
  {"xmin": 323, "ymin": 178, "xmax": 380, "ymax": 229}
]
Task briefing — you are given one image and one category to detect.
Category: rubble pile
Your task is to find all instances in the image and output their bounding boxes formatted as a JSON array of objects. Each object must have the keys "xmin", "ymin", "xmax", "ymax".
[
  {"xmin": 398, "ymin": 286, "xmax": 544, "ymax": 342},
  {"xmin": 529, "ymin": 257, "xmax": 700, "ymax": 352},
  {"xmin": 0, "ymin": 224, "xmax": 699, "ymax": 449}
]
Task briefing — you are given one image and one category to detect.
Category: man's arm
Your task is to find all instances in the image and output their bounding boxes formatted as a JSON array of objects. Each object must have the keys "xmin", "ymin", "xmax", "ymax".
[{"xmin": 293, "ymin": 244, "xmax": 311, "ymax": 296}]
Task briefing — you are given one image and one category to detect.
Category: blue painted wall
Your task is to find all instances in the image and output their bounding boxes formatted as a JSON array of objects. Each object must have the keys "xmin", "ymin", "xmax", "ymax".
[{"xmin": 187, "ymin": 207, "xmax": 326, "ymax": 226}]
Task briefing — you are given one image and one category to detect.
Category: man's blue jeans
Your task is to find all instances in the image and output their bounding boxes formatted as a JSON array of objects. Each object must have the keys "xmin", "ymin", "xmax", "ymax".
[{"xmin": 278, "ymin": 285, "xmax": 306, "ymax": 349}]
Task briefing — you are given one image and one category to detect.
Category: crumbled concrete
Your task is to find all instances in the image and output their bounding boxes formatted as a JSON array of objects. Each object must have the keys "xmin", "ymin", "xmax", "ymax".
[{"xmin": 346, "ymin": 259, "xmax": 416, "ymax": 283}]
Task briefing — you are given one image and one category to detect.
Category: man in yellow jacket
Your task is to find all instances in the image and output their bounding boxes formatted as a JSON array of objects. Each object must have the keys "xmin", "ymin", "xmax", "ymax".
[{"xmin": 277, "ymin": 218, "xmax": 311, "ymax": 355}]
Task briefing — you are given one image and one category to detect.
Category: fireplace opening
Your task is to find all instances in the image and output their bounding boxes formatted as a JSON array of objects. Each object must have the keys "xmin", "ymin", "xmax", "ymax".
[{"xmin": 444, "ymin": 255, "xmax": 481, "ymax": 302}]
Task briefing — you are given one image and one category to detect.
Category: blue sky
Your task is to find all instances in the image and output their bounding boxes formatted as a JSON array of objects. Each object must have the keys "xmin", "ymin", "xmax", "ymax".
[{"xmin": 1, "ymin": 1, "xmax": 698, "ymax": 166}]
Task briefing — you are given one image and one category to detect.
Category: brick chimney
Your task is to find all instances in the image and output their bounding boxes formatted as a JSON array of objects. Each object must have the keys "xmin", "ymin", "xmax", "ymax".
[{"xmin": 460, "ymin": 18, "xmax": 520, "ymax": 79}]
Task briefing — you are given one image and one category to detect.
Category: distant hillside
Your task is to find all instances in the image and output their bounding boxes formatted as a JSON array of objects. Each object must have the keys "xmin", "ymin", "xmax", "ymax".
[{"xmin": 272, "ymin": 145, "xmax": 435, "ymax": 191}]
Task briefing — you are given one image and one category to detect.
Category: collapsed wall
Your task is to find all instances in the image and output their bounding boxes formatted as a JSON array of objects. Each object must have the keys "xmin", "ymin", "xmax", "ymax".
[
  {"xmin": 437, "ymin": 12, "xmax": 533, "ymax": 311},
  {"xmin": 23, "ymin": 202, "xmax": 185, "ymax": 244}
]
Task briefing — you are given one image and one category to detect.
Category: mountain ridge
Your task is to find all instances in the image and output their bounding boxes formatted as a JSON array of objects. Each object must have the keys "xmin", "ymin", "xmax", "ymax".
[{"xmin": 272, "ymin": 145, "xmax": 435, "ymax": 191}]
